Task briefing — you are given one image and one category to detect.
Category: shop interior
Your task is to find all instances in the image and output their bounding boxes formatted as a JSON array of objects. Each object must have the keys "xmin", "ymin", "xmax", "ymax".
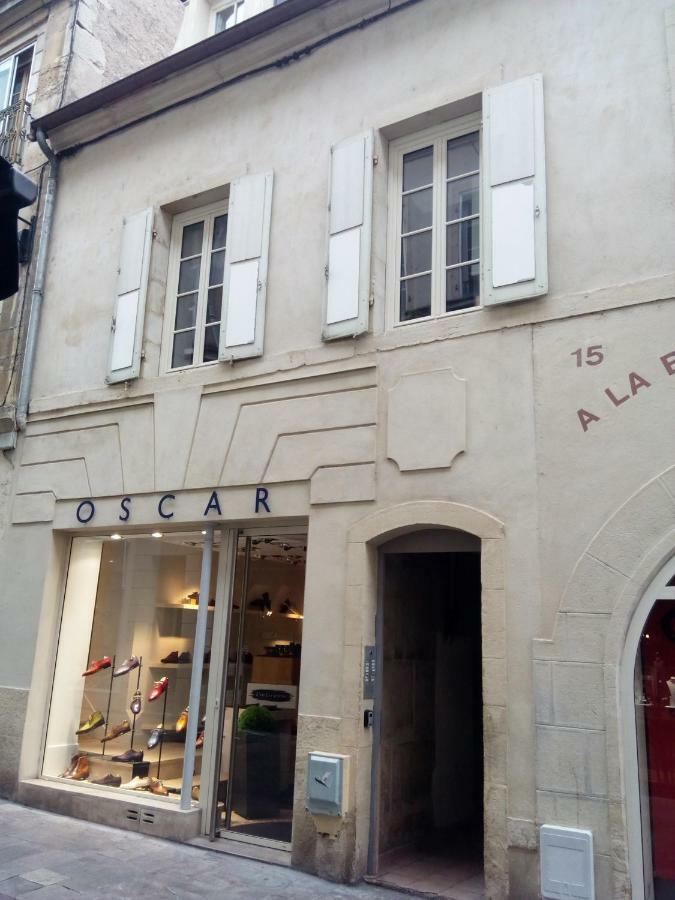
[{"xmin": 376, "ymin": 548, "xmax": 484, "ymax": 896}]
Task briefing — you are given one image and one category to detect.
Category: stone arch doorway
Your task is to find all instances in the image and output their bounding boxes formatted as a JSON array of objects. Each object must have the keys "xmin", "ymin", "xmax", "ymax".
[
  {"xmin": 621, "ymin": 555, "xmax": 675, "ymax": 900},
  {"xmin": 345, "ymin": 501, "xmax": 507, "ymax": 897}
]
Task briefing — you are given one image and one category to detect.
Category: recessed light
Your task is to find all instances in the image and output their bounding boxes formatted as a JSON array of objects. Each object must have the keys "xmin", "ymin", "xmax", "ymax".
[
  {"xmin": 152, "ymin": 531, "xmax": 163, "ymax": 538},
  {"xmin": 202, "ymin": 530, "xmax": 207, "ymax": 535},
  {"xmin": 110, "ymin": 533, "xmax": 122, "ymax": 540}
]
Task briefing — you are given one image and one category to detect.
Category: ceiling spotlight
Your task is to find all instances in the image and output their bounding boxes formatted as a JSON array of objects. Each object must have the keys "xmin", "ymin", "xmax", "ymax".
[
  {"xmin": 202, "ymin": 530, "xmax": 207, "ymax": 535},
  {"xmin": 152, "ymin": 531, "xmax": 163, "ymax": 538},
  {"xmin": 110, "ymin": 533, "xmax": 122, "ymax": 540}
]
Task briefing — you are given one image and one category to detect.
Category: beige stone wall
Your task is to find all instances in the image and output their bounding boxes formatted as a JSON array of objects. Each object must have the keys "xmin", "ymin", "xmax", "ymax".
[{"xmin": 1, "ymin": 0, "xmax": 675, "ymax": 896}]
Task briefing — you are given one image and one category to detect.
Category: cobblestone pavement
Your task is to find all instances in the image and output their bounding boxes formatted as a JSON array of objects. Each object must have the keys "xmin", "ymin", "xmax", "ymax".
[{"xmin": 0, "ymin": 799, "xmax": 408, "ymax": 899}]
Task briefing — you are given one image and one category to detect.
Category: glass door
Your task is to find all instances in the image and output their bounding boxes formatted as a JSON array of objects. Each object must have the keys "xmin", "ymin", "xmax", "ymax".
[{"xmin": 210, "ymin": 532, "xmax": 306, "ymax": 844}]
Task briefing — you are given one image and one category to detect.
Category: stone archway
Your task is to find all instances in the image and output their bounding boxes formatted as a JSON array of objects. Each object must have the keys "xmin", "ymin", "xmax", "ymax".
[
  {"xmin": 532, "ymin": 466, "xmax": 675, "ymax": 899},
  {"xmin": 345, "ymin": 501, "xmax": 508, "ymax": 897}
]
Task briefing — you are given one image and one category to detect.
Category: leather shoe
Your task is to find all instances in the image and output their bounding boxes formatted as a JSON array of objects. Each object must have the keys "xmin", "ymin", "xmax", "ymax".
[
  {"xmin": 148, "ymin": 777, "xmax": 168, "ymax": 796},
  {"xmin": 101, "ymin": 719, "xmax": 130, "ymax": 741},
  {"xmin": 91, "ymin": 773, "xmax": 121, "ymax": 787},
  {"xmin": 130, "ymin": 690, "xmax": 142, "ymax": 715},
  {"xmin": 64, "ymin": 755, "xmax": 89, "ymax": 781},
  {"xmin": 196, "ymin": 731, "xmax": 204, "ymax": 749},
  {"xmin": 112, "ymin": 748, "xmax": 143, "ymax": 763},
  {"xmin": 148, "ymin": 676, "xmax": 169, "ymax": 702},
  {"xmin": 147, "ymin": 727, "xmax": 166, "ymax": 750},
  {"xmin": 82, "ymin": 656, "xmax": 111, "ymax": 677},
  {"xmin": 76, "ymin": 711, "xmax": 105, "ymax": 735},
  {"xmin": 161, "ymin": 650, "xmax": 179, "ymax": 663},
  {"xmin": 121, "ymin": 775, "xmax": 151, "ymax": 790},
  {"xmin": 60, "ymin": 753, "xmax": 83, "ymax": 778},
  {"xmin": 176, "ymin": 707, "xmax": 189, "ymax": 733},
  {"xmin": 113, "ymin": 656, "xmax": 140, "ymax": 677},
  {"xmin": 178, "ymin": 651, "xmax": 192, "ymax": 664}
]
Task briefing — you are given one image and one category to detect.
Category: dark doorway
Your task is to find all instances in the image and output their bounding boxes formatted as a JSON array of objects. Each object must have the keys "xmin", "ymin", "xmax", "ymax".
[{"xmin": 373, "ymin": 546, "xmax": 484, "ymax": 897}]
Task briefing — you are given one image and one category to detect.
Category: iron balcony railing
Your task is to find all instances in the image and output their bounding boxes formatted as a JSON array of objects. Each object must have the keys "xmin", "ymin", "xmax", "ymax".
[{"xmin": 0, "ymin": 97, "xmax": 31, "ymax": 166}]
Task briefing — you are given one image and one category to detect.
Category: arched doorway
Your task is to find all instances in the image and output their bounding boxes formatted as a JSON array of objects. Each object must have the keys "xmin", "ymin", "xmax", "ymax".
[
  {"xmin": 368, "ymin": 528, "xmax": 484, "ymax": 896},
  {"xmin": 623, "ymin": 556, "xmax": 675, "ymax": 900}
]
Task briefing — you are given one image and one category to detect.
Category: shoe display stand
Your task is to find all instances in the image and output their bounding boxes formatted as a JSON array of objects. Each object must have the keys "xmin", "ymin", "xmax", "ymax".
[
  {"xmin": 99, "ymin": 654, "xmax": 117, "ymax": 756},
  {"xmin": 127, "ymin": 656, "xmax": 144, "ymax": 751},
  {"xmin": 154, "ymin": 680, "xmax": 169, "ymax": 782}
]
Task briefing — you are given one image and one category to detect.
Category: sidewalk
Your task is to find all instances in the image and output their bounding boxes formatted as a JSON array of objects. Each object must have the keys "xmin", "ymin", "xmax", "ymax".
[{"xmin": 0, "ymin": 799, "xmax": 408, "ymax": 899}]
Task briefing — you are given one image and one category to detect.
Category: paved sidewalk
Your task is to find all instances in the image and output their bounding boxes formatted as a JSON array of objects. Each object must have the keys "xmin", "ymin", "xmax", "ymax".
[{"xmin": 0, "ymin": 799, "xmax": 408, "ymax": 899}]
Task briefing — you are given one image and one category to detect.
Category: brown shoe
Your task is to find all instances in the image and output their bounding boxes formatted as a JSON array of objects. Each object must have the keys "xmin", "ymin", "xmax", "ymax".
[
  {"xmin": 65, "ymin": 755, "xmax": 89, "ymax": 781},
  {"xmin": 147, "ymin": 777, "xmax": 168, "ymax": 796},
  {"xmin": 60, "ymin": 753, "xmax": 83, "ymax": 778},
  {"xmin": 100, "ymin": 719, "xmax": 131, "ymax": 742}
]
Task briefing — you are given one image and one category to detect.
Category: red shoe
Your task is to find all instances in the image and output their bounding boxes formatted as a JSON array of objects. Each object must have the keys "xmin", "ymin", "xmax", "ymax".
[
  {"xmin": 82, "ymin": 656, "xmax": 112, "ymax": 677},
  {"xmin": 148, "ymin": 676, "xmax": 169, "ymax": 702}
]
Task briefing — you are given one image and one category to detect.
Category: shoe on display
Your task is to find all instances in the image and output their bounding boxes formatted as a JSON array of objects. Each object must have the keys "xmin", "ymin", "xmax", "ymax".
[
  {"xmin": 76, "ymin": 711, "xmax": 105, "ymax": 735},
  {"xmin": 176, "ymin": 707, "xmax": 189, "ymax": 733},
  {"xmin": 187, "ymin": 591, "xmax": 199, "ymax": 602},
  {"xmin": 195, "ymin": 731, "xmax": 204, "ymax": 749},
  {"xmin": 60, "ymin": 753, "xmax": 84, "ymax": 778},
  {"xmin": 177, "ymin": 651, "xmax": 192, "ymax": 664},
  {"xmin": 82, "ymin": 656, "xmax": 112, "ymax": 677},
  {"xmin": 147, "ymin": 778, "xmax": 169, "ymax": 796},
  {"xmin": 100, "ymin": 719, "xmax": 131, "ymax": 742},
  {"xmin": 64, "ymin": 756, "xmax": 90, "ymax": 781},
  {"xmin": 121, "ymin": 775, "xmax": 151, "ymax": 790},
  {"xmin": 148, "ymin": 676, "xmax": 169, "ymax": 702},
  {"xmin": 111, "ymin": 748, "xmax": 143, "ymax": 763},
  {"xmin": 91, "ymin": 773, "xmax": 122, "ymax": 787},
  {"xmin": 130, "ymin": 690, "xmax": 142, "ymax": 716},
  {"xmin": 161, "ymin": 650, "xmax": 180, "ymax": 664},
  {"xmin": 147, "ymin": 727, "xmax": 166, "ymax": 750},
  {"xmin": 113, "ymin": 656, "xmax": 140, "ymax": 678}
]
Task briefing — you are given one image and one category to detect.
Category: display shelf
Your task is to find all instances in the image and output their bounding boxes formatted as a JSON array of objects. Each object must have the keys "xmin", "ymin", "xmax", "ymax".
[
  {"xmin": 157, "ymin": 604, "xmax": 214, "ymax": 612},
  {"xmin": 148, "ymin": 662, "xmax": 210, "ymax": 669}
]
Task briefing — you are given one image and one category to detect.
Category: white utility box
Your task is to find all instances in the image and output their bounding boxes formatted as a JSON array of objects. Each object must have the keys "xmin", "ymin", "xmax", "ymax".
[
  {"xmin": 306, "ymin": 752, "xmax": 346, "ymax": 817},
  {"xmin": 540, "ymin": 825, "xmax": 594, "ymax": 900}
]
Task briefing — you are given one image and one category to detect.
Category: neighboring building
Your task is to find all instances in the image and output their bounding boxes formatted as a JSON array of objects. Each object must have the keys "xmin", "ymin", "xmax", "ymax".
[{"xmin": 1, "ymin": 1, "xmax": 674, "ymax": 898}]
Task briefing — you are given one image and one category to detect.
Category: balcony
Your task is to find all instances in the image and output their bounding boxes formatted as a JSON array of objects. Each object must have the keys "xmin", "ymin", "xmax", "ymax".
[{"xmin": 0, "ymin": 97, "xmax": 31, "ymax": 166}]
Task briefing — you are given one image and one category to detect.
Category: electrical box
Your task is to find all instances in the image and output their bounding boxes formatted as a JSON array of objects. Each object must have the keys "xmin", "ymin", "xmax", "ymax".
[
  {"xmin": 540, "ymin": 825, "xmax": 594, "ymax": 900},
  {"xmin": 306, "ymin": 752, "xmax": 345, "ymax": 817}
]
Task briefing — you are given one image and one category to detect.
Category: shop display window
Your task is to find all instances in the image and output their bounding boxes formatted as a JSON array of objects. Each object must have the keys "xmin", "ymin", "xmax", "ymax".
[
  {"xmin": 635, "ymin": 598, "xmax": 675, "ymax": 898},
  {"xmin": 43, "ymin": 533, "xmax": 215, "ymax": 801}
]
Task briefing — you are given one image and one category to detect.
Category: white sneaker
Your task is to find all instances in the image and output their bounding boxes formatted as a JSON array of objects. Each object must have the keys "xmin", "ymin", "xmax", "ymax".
[{"xmin": 121, "ymin": 776, "xmax": 151, "ymax": 790}]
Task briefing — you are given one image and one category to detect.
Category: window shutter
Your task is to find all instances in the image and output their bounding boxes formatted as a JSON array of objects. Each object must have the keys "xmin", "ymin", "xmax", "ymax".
[
  {"xmin": 219, "ymin": 171, "xmax": 273, "ymax": 361},
  {"xmin": 106, "ymin": 208, "xmax": 153, "ymax": 384},
  {"xmin": 322, "ymin": 131, "xmax": 373, "ymax": 340},
  {"xmin": 482, "ymin": 74, "xmax": 547, "ymax": 306}
]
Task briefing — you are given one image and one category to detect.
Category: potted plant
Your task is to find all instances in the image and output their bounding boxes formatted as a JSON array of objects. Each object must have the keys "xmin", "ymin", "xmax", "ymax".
[{"xmin": 231, "ymin": 704, "xmax": 280, "ymax": 820}]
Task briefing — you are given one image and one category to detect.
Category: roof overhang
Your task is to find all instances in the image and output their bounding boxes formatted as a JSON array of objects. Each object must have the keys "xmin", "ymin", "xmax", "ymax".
[{"xmin": 32, "ymin": 0, "xmax": 418, "ymax": 154}]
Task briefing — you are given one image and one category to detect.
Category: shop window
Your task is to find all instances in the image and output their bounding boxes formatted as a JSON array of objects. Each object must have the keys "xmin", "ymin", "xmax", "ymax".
[
  {"xmin": 388, "ymin": 118, "xmax": 481, "ymax": 324},
  {"xmin": 43, "ymin": 533, "xmax": 215, "ymax": 800},
  {"xmin": 635, "ymin": 597, "xmax": 675, "ymax": 897},
  {"xmin": 164, "ymin": 202, "xmax": 228, "ymax": 370}
]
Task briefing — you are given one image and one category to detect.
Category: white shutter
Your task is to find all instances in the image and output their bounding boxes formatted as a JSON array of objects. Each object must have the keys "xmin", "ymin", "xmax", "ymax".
[
  {"xmin": 106, "ymin": 208, "xmax": 153, "ymax": 383},
  {"xmin": 322, "ymin": 131, "xmax": 373, "ymax": 340},
  {"xmin": 482, "ymin": 74, "xmax": 547, "ymax": 306},
  {"xmin": 219, "ymin": 171, "xmax": 273, "ymax": 361}
]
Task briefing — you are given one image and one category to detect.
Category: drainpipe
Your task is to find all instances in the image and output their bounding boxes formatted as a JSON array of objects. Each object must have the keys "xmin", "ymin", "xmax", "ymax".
[{"xmin": 15, "ymin": 126, "xmax": 58, "ymax": 432}]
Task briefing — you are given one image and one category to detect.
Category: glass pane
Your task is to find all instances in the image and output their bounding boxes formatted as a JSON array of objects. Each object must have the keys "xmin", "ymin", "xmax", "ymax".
[
  {"xmin": 447, "ymin": 132, "xmax": 479, "ymax": 179},
  {"xmin": 212, "ymin": 214, "xmax": 228, "ymax": 250},
  {"xmin": 178, "ymin": 257, "xmax": 201, "ymax": 294},
  {"xmin": 42, "ymin": 534, "xmax": 217, "ymax": 805},
  {"xmin": 446, "ymin": 264, "xmax": 480, "ymax": 311},
  {"xmin": 172, "ymin": 329, "xmax": 195, "ymax": 368},
  {"xmin": 403, "ymin": 145, "xmax": 433, "ymax": 192},
  {"xmin": 181, "ymin": 221, "xmax": 204, "ymax": 258},
  {"xmin": 402, "ymin": 187, "xmax": 432, "ymax": 233},
  {"xmin": 447, "ymin": 174, "xmax": 479, "ymax": 222},
  {"xmin": 400, "ymin": 231, "xmax": 432, "ymax": 277},
  {"xmin": 203, "ymin": 324, "xmax": 219, "ymax": 363},
  {"xmin": 175, "ymin": 293, "xmax": 198, "ymax": 331},
  {"xmin": 399, "ymin": 273, "xmax": 431, "ymax": 321},
  {"xmin": 446, "ymin": 219, "xmax": 480, "ymax": 266},
  {"xmin": 635, "ymin": 598, "xmax": 675, "ymax": 898},
  {"xmin": 215, "ymin": 5, "xmax": 236, "ymax": 32},
  {"xmin": 206, "ymin": 286, "xmax": 222, "ymax": 324},
  {"xmin": 209, "ymin": 249, "xmax": 225, "ymax": 287}
]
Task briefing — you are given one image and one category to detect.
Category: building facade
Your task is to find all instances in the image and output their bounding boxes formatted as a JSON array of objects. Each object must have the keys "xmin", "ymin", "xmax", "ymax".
[{"xmin": 1, "ymin": 1, "xmax": 675, "ymax": 897}]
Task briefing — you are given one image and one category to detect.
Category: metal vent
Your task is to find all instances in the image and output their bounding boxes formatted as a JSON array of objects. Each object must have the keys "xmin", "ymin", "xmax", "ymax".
[
  {"xmin": 126, "ymin": 809, "xmax": 140, "ymax": 821},
  {"xmin": 141, "ymin": 811, "xmax": 155, "ymax": 825}
]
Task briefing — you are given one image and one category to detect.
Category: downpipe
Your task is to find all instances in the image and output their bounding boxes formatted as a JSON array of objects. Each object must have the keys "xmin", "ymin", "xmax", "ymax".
[{"xmin": 15, "ymin": 126, "xmax": 58, "ymax": 432}]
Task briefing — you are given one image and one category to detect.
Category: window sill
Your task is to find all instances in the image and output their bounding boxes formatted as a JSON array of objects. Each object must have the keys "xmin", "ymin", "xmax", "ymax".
[{"xmin": 392, "ymin": 303, "xmax": 482, "ymax": 330}]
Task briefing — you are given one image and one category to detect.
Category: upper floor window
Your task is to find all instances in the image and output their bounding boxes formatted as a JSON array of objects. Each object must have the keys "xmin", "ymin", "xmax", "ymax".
[
  {"xmin": 389, "ymin": 119, "xmax": 480, "ymax": 325},
  {"xmin": 164, "ymin": 203, "xmax": 228, "ymax": 370},
  {"xmin": 211, "ymin": 0, "xmax": 285, "ymax": 34},
  {"xmin": 0, "ymin": 44, "xmax": 34, "ymax": 111}
]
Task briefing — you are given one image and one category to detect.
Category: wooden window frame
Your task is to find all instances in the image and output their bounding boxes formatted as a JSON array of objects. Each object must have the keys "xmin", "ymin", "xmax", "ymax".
[
  {"xmin": 386, "ymin": 112, "xmax": 482, "ymax": 329},
  {"xmin": 161, "ymin": 200, "xmax": 228, "ymax": 374}
]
